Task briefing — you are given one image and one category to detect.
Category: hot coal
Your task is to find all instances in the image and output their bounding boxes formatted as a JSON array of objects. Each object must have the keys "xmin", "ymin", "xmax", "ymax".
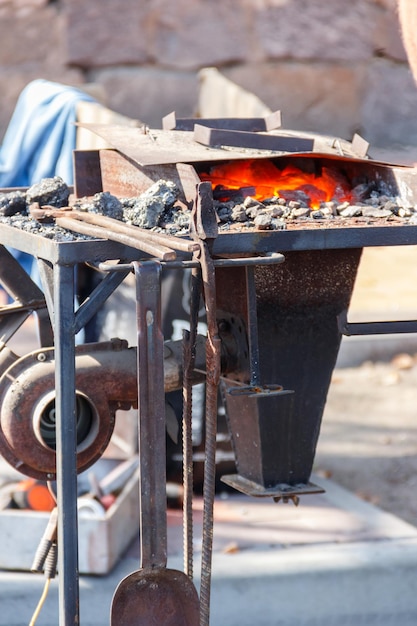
[
  {"xmin": 213, "ymin": 186, "xmax": 417, "ymax": 232},
  {"xmin": 1, "ymin": 176, "xmax": 417, "ymax": 242}
]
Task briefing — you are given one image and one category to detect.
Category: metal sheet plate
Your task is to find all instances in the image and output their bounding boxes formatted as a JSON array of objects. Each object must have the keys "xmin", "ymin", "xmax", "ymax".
[{"xmin": 77, "ymin": 124, "xmax": 386, "ymax": 167}]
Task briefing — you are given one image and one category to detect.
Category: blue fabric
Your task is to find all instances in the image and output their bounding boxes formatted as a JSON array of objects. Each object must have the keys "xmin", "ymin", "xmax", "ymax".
[
  {"xmin": 0, "ymin": 79, "xmax": 95, "ymax": 187},
  {"xmin": 0, "ymin": 79, "xmax": 95, "ymax": 311}
]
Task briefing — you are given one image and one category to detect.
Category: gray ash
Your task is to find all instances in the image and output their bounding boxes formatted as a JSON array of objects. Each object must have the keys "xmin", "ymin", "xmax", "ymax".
[{"xmin": 0, "ymin": 213, "xmax": 83, "ymax": 241}]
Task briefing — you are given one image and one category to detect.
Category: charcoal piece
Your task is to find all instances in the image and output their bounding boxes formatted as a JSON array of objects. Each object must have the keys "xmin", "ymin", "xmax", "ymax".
[
  {"xmin": 340, "ymin": 205, "xmax": 363, "ymax": 218},
  {"xmin": 271, "ymin": 218, "xmax": 286, "ymax": 230},
  {"xmin": 0, "ymin": 191, "xmax": 27, "ymax": 216},
  {"xmin": 350, "ymin": 182, "xmax": 376, "ymax": 203},
  {"xmin": 398, "ymin": 206, "xmax": 413, "ymax": 217},
  {"xmin": 254, "ymin": 213, "xmax": 272, "ymax": 229},
  {"xmin": 26, "ymin": 176, "xmax": 70, "ymax": 208},
  {"xmin": 361, "ymin": 206, "xmax": 393, "ymax": 218},
  {"xmin": 279, "ymin": 189, "xmax": 310, "ymax": 206},
  {"xmin": 123, "ymin": 180, "xmax": 179, "ymax": 228},
  {"xmin": 216, "ymin": 204, "xmax": 233, "ymax": 222},
  {"xmin": 83, "ymin": 191, "xmax": 123, "ymax": 220},
  {"xmin": 172, "ymin": 208, "xmax": 191, "ymax": 229},
  {"xmin": 291, "ymin": 207, "xmax": 311, "ymax": 219},
  {"xmin": 231, "ymin": 205, "xmax": 249, "ymax": 222},
  {"xmin": 267, "ymin": 205, "xmax": 284, "ymax": 218},
  {"xmin": 312, "ymin": 210, "xmax": 324, "ymax": 219},
  {"xmin": 244, "ymin": 203, "xmax": 263, "ymax": 219},
  {"xmin": 243, "ymin": 196, "xmax": 265, "ymax": 210}
]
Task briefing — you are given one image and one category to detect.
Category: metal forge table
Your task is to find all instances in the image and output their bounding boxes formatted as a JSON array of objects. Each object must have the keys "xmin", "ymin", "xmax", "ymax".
[{"xmin": 2, "ymin": 149, "xmax": 417, "ymax": 625}]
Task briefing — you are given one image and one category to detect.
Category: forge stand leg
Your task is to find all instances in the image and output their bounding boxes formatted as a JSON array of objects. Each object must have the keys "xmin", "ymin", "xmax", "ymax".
[{"xmin": 54, "ymin": 263, "xmax": 79, "ymax": 625}]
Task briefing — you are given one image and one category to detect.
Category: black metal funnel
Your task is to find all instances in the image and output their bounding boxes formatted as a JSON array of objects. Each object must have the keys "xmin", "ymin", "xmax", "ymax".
[{"xmin": 217, "ymin": 248, "xmax": 362, "ymax": 497}]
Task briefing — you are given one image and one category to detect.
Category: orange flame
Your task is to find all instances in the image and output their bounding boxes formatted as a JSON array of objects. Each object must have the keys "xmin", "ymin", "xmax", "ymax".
[{"xmin": 200, "ymin": 159, "xmax": 351, "ymax": 209}]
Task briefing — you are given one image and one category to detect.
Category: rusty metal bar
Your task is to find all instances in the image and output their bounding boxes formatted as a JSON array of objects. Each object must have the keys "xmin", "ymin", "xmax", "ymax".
[
  {"xmin": 74, "ymin": 266, "xmax": 131, "ymax": 335},
  {"xmin": 134, "ymin": 260, "xmax": 167, "ymax": 568},
  {"xmin": 190, "ymin": 182, "xmax": 221, "ymax": 626},
  {"xmin": 55, "ymin": 216, "xmax": 177, "ymax": 261},
  {"xmin": 163, "ymin": 110, "xmax": 282, "ymax": 132},
  {"xmin": 194, "ymin": 124, "xmax": 314, "ymax": 152},
  {"xmin": 34, "ymin": 258, "xmax": 57, "ymax": 348},
  {"xmin": 182, "ymin": 264, "xmax": 202, "ymax": 579},
  {"xmin": 67, "ymin": 210, "xmax": 199, "ymax": 254},
  {"xmin": 0, "ymin": 244, "xmax": 46, "ymax": 307},
  {"xmin": 95, "ymin": 253, "xmax": 285, "ymax": 273},
  {"xmin": 31, "ymin": 205, "xmax": 199, "ymax": 255},
  {"xmin": 338, "ymin": 310, "xmax": 417, "ymax": 336}
]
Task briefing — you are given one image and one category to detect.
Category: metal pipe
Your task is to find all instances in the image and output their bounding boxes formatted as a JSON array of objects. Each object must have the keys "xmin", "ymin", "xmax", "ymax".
[
  {"xmin": 54, "ymin": 263, "xmax": 79, "ymax": 625},
  {"xmin": 95, "ymin": 252, "xmax": 285, "ymax": 273}
]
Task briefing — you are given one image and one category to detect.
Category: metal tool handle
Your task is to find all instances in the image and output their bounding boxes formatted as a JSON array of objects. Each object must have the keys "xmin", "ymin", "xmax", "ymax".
[
  {"xmin": 134, "ymin": 261, "xmax": 168, "ymax": 569},
  {"xmin": 30, "ymin": 203, "xmax": 197, "ymax": 255},
  {"xmin": 198, "ymin": 242, "xmax": 221, "ymax": 626},
  {"xmin": 57, "ymin": 216, "xmax": 176, "ymax": 261},
  {"xmin": 182, "ymin": 266, "xmax": 203, "ymax": 579},
  {"xmin": 191, "ymin": 183, "xmax": 221, "ymax": 626}
]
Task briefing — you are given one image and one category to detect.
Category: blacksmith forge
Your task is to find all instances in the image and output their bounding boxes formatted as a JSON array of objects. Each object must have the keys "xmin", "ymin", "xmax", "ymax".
[{"xmin": 1, "ymin": 119, "xmax": 417, "ymax": 624}]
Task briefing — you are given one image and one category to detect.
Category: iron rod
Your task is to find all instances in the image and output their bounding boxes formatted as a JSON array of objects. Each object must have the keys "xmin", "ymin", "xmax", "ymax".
[
  {"xmin": 95, "ymin": 252, "xmax": 285, "ymax": 273},
  {"xmin": 339, "ymin": 313, "xmax": 417, "ymax": 336},
  {"xmin": 74, "ymin": 266, "xmax": 131, "ymax": 335},
  {"xmin": 0, "ymin": 244, "xmax": 45, "ymax": 304},
  {"xmin": 246, "ymin": 266, "xmax": 261, "ymax": 386}
]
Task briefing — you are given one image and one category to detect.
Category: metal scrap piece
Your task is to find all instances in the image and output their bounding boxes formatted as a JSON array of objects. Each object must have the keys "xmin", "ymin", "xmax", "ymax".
[
  {"xmin": 162, "ymin": 110, "xmax": 282, "ymax": 132},
  {"xmin": 194, "ymin": 124, "xmax": 315, "ymax": 153}
]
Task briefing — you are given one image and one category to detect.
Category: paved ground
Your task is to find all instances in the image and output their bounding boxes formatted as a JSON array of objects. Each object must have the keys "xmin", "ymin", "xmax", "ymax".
[
  {"xmin": 317, "ymin": 354, "xmax": 417, "ymax": 527},
  {"xmin": 2, "ymin": 476, "xmax": 417, "ymax": 626},
  {"xmin": 317, "ymin": 243, "xmax": 417, "ymax": 528}
]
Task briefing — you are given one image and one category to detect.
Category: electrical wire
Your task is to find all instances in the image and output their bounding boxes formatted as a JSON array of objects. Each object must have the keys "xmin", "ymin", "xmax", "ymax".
[
  {"xmin": 29, "ymin": 487, "xmax": 58, "ymax": 625},
  {"xmin": 47, "ymin": 480, "xmax": 57, "ymax": 505},
  {"xmin": 28, "ymin": 577, "xmax": 51, "ymax": 626}
]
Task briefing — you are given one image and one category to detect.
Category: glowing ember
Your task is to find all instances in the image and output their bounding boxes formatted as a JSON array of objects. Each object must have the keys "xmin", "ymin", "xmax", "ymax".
[{"xmin": 200, "ymin": 159, "xmax": 352, "ymax": 209}]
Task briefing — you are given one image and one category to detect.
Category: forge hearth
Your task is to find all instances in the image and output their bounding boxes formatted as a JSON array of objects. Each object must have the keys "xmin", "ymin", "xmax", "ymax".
[{"xmin": 73, "ymin": 122, "xmax": 417, "ymax": 245}]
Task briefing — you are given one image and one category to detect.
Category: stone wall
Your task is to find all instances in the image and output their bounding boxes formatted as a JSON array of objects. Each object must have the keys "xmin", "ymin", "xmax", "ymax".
[{"xmin": 1, "ymin": 0, "xmax": 417, "ymax": 152}]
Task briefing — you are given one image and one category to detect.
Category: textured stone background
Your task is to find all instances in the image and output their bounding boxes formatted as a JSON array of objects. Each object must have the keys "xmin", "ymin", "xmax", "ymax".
[{"xmin": 1, "ymin": 0, "xmax": 417, "ymax": 152}]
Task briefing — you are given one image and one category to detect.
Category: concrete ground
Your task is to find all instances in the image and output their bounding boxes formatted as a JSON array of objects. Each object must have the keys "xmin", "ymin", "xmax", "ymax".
[{"xmin": 1, "ymin": 476, "xmax": 417, "ymax": 625}]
